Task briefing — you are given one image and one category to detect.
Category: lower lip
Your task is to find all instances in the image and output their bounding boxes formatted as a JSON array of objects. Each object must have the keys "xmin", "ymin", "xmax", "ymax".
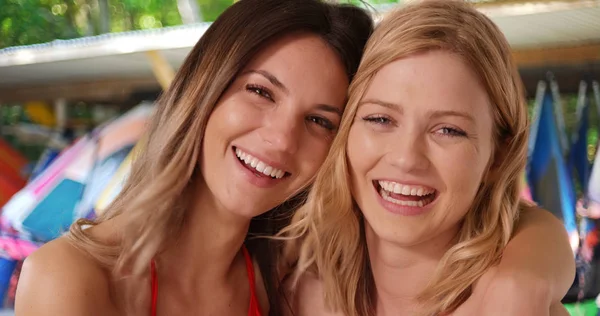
[
  {"xmin": 373, "ymin": 184, "xmax": 437, "ymax": 216},
  {"xmin": 233, "ymin": 147, "xmax": 284, "ymax": 189}
]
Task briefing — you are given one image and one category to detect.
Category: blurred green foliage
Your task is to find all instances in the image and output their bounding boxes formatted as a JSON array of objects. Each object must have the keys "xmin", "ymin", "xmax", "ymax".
[
  {"xmin": 0, "ymin": 0, "xmax": 407, "ymax": 49},
  {"xmin": 0, "ymin": 0, "xmax": 183, "ymax": 48},
  {"xmin": 0, "ymin": 0, "xmax": 514, "ymax": 49}
]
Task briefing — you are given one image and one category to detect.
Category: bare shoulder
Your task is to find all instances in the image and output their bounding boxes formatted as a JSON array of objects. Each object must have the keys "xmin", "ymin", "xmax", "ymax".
[
  {"xmin": 281, "ymin": 272, "xmax": 343, "ymax": 316},
  {"xmin": 16, "ymin": 236, "xmax": 118, "ymax": 316},
  {"xmin": 516, "ymin": 203, "xmax": 571, "ymax": 248},
  {"xmin": 549, "ymin": 302, "xmax": 570, "ymax": 316},
  {"xmin": 517, "ymin": 203, "xmax": 568, "ymax": 233}
]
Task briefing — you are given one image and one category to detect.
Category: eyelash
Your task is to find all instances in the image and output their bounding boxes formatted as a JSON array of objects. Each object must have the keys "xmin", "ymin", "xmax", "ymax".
[
  {"xmin": 362, "ymin": 115, "xmax": 467, "ymax": 138},
  {"xmin": 437, "ymin": 126, "xmax": 467, "ymax": 138},
  {"xmin": 246, "ymin": 84, "xmax": 336, "ymax": 132},
  {"xmin": 307, "ymin": 116, "xmax": 336, "ymax": 132},
  {"xmin": 246, "ymin": 84, "xmax": 273, "ymax": 101},
  {"xmin": 362, "ymin": 115, "xmax": 394, "ymax": 125}
]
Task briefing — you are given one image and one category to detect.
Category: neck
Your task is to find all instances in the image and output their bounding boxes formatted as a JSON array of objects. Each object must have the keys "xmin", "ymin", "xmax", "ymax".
[
  {"xmin": 160, "ymin": 178, "xmax": 252, "ymax": 285},
  {"xmin": 365, "ymin": 220, "xmax": 459, "ymax": 316}
]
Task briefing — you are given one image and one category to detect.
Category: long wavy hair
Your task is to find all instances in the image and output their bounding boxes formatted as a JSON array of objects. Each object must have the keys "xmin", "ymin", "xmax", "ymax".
[
  {"xmin": 283, "ymin": 1, "xmax": 531, "ymax": 315},
  {"xmin": 67, "ymin": 0, "xmax": 373, "ymax": 314}
]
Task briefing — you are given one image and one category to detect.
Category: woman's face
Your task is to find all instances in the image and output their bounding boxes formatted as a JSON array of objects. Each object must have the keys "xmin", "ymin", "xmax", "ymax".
[
  {"xmin": 347, "ymin": 50, "xmax": 495, "ymax": 248},
  {"xmin": 201, "ymin": 33, "xmax": 349, "ymax": 218}
]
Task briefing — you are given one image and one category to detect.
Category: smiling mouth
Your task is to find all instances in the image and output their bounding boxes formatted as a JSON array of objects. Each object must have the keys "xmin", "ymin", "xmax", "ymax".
[
  {"xmin": 373, "ymin": 180, "xmax": 438, "ymax": 208},
  {"xmin": 233, "ymin": 147, "xmax": 291, "ymax": 179}
]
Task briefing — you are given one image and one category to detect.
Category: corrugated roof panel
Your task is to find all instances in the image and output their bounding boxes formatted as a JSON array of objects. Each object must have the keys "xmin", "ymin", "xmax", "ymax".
[
  {"xmin": 494, "ymin": 5, "xmax": 600, "ymax": 48},
  {"xmin": 0, "ymin": 23, "xmax": 209, "ymax": 67},
  {"xmin": 0, "ymin": 1, "xmax": 598, "ymax": 91}
]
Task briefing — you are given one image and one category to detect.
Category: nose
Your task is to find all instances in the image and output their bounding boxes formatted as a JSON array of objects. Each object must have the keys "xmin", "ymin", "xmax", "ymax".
[
  {"xmin": 258, "ymin": 109, "xmax": 300, "ymax": 155},
  {"xmin": 385, "ymin": 130, "xmax": 430, "ymax": 172}
]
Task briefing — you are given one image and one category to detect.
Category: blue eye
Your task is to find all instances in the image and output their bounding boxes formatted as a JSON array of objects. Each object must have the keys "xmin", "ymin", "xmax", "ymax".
[
  {"xmin": 438, "ymin": 127, "xmax": 467, "ymax": 137},
  {"xmin": 246, "ymin": 84, "xmax": 273, "ymax": 101}
]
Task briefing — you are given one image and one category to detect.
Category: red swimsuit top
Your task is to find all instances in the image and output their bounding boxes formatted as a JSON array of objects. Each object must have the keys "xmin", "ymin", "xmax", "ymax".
[{"xmin": 150, "ymin": 245, "xmax": 262, "ymax": 316}]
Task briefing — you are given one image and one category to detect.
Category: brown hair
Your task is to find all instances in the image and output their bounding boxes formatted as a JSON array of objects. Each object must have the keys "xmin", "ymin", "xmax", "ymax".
[
  {"xmin": 68, "ymin": 0, "xmax": 373, "ymax": 314},
  {"xmin": 283, "ymin": 0, "xmax": 530, "ymax": 315}
]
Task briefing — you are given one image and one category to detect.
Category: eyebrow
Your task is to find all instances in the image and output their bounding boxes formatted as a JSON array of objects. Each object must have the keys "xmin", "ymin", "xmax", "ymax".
[
  {"xmin": 241, "ymin": 69, "xmax": 289, "ymax": 94},
  {"xmin": 430, "ymin": 110, "xmax": 475, "ymax": 123},
  {"xmin": 360, "ymin": 99, "xmax": 403, "ymax": 113},
  {"xmin": 360, "ymin": 99, "xmax": 475, "ymax": 123},
  {"xmin": 243, "ymin": 69, "xmax": 342, "ymax": 116},
  {"xmin": 317, "ymin": 104, "xmax": 342, "ymax": 116}
]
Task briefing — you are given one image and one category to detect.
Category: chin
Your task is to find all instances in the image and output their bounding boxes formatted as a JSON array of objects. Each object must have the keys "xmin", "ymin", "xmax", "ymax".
[
  {"xmin": 380, "ymin": 226, "xmax": 423, "ymax": 246},
  {"xmin": 226, "ymin": 199, "xmax": 276, "ymax": 219},
  {"xmin": 221, "ymin": 203, "xmax": 258, "ymax": 219},
  {"xmin": 364, "ymin": 213, "xmax": 425, "ymax": 246}
]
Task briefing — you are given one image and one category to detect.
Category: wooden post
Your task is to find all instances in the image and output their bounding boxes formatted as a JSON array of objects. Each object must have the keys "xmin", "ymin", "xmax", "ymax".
[
  {"xmin": 145, "ymin": 50, "xmax": 176, "ymax": 91},
  {"xmin": 54, "ymin": 98, "xmax": 67, "ymax": 133}
]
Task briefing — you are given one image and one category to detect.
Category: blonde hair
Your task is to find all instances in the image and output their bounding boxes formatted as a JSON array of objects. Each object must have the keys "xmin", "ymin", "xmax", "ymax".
[
  {"xmin": 65, "ymin": 0, "xmax": 373, "ymax": 314},
  {"xmin": 283, "ymin": 1, "xmax": 531, "ymax": 315}
]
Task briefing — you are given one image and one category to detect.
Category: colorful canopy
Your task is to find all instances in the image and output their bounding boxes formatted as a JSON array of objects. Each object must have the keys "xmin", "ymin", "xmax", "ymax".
[{"xmin": 1, "ymin": 104, "xmax": 152, "ymax": 244}]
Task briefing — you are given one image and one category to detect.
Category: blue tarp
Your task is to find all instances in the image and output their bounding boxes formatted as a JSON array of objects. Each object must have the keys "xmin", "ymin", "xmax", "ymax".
[{"xmin": 527, "ymin": 83, "xmax": 577, "ymax": 235}]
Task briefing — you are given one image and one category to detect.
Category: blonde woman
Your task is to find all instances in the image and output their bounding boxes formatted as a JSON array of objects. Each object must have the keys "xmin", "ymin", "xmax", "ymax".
[
  {"xmin": 15, "ymin": 1, "xmax": 373, "ymax": 315},
  {"xmin": 284, "ymin": 1, "xmax": 574, "ymax": 315}
]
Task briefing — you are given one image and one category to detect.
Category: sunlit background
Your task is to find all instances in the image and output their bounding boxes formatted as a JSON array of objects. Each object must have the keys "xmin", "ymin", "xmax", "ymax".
[{"xmin": 0, "ymin": 0, "xmax": 599, "ymax": 315}]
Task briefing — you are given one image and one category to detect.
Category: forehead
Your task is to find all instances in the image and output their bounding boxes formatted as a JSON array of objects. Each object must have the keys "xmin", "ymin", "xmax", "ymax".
[
  {"xmin": 241, "ymin": 33, "xmax": 350, "ymax": 106},
  {"xmin": 363, "ymin": 50, "xmax": 490, "ymax": 116},
  {"xmin": 244, "ymin": 33, "xmax": 348, "ymax": 83}
]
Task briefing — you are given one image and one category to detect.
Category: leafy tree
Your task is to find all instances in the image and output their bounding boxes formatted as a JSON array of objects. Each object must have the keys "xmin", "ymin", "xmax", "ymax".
[
  {"xmin": 0, "ymin": 0, "xmax": 82, "ymax": 48},
  {"xmin": 0, "ymin": 0, "xmax": 409, "ymax": 49}
]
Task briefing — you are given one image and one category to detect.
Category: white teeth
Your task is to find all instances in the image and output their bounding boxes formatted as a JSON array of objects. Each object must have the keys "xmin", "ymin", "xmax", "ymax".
[
  {"xmin": 264, "ymin": 166, "xmax": 273, "ymax": 175},
  {"xmin": 401, "ymin": 186, "xmax": 411, "ymax": 195},
  {"xmin": 381, "ymin": 182, "xmax": 388, "ymax": 191},
  {"xmin": 235, "ymin": 148, "xmax": 286, "ymax": 179},
  {"xmin": 240, "ymin": 149, "xmax": 250, "ymax": 163},
  {"xmin": 380, "ymin": 188, "xmax": 430, "ymax": 207},
  {"xmin": 377, "ymin": 181, "xmax": 435, "ymax": 197}
]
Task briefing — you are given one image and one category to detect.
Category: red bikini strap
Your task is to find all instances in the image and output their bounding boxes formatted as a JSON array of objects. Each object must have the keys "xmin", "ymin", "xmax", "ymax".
[
  {"xmin": 242, "ymin": 246, "xmax": 257, "ymax": 298},
  {"xmin": 242, "ymin": 246, "xmax": 262, "ymax": 316},
  {"xmin": 150, "ymin": 259, "xmax": 158, "ymax": 316}
]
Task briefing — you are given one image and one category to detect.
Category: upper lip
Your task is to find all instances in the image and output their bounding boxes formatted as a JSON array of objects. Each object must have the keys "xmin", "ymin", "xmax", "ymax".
[{"xmin": 234, "ymin": 146, "xmax": 292, "ymax": 175}]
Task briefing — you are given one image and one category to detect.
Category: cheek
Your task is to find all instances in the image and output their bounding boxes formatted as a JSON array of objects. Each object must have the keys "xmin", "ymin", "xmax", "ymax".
[
  {"xmin": 297, "ymin": 136, "xmax": 332, "ymax": 178},
  {"xmin": 347, "ymin": 126, "xmax": 378, "ymax": 182},
  {"xmin": 302, "ymin": 146, "xmax": 325, "ymax": 171},
  {"xmin": 213, "ymin": 96, "xmax": 259, "ymax": 131},
  {"xmin": 436, "ymin": 146, "xmax": 489, "ymax": 200},
  {"xmin": 346, "ymin": 128, "xmax": 364, "ymax": 172},
  {"xmin": 202, "ymin": 97, "xmax": 258, "ymax": 162}
]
